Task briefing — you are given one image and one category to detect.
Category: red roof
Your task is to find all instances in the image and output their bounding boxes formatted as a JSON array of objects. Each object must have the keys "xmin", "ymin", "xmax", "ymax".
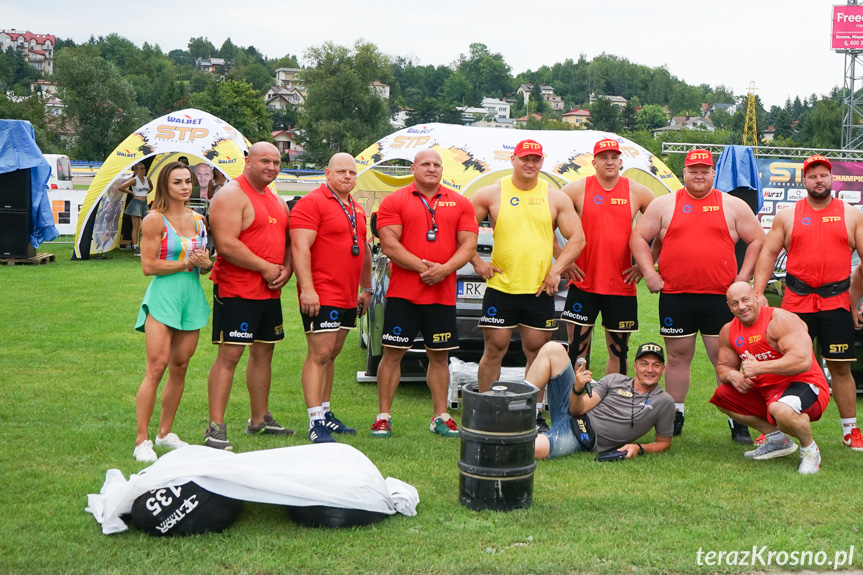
[
  {"xmin": 563, "ymin": 109, "xmax": 590, "ymax": 117},
  {"xmin": 1, "ymin": 30, "xmax": 55, "ymax": 44}
]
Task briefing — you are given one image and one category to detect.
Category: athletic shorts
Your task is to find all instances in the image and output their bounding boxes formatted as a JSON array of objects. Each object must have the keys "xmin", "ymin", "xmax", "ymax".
[
  {"xmin": 300, "ymin": 305, "xmax": 357, "ymax": 334},
  {"xmin": 795, "ymin": 308, "xmax": 856, "ymax": 361},
  {"xmin": 211, "ymin": 284, "xmax": 283, "ymax": 345},
  {"xmin": 542, "ymin": 364, "xmax": 585, "ymax": 458},
  {"xmin": 381, "ymin": 297, "xmax": 458, "ymax": 350},
  {"xmin": 710, "ymin": 380, "xmax": 828, "ymax": 426},
  {"xmin": 560, "ymin": 286, "xmax": 638, "ymax": 332},
  {"xmin": 478, "ymin": 287, "xmax": 557, "ymax": 331},
  {"xmin": 658, "ymin": 293, "xmax": 732, "ymax": 338}
]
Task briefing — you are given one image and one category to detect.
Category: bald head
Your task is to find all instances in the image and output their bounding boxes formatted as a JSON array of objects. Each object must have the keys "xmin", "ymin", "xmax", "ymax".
[
  {"xmin": 412, "ymin": 149, "xmax": 443, "ymax": 194},
  {"xmin": 249, "ymin": 141, "xmax": 280, "ymax": 158},
  {"xmin": 726, "ymin": 281, "xmax": 760, "ymax": 325},
  {"xmin": 244, "ymin": 141, "xmax": 281, "ymax": 188},
  {"xmin": 325, "ymin": 153, "xmax": 358, "ymax": 196},
  {"xmin": 328, "ymin": 152, "xmax": 356, "ymax": 170}
]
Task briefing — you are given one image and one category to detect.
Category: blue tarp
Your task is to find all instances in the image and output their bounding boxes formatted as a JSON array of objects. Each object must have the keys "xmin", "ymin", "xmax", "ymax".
[
  {"xmin": 0, "ymin": 120, "xmax": 58, "ymax": 246},
  {"xmin": 714, "ymin": 145, "xmax": 763, "ymax": 211}
]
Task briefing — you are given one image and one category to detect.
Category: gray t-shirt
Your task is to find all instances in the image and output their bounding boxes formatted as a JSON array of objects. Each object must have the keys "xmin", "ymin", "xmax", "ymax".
[{"xmin": 589, "ymin": 373, "xmax": 675, "ymax": 453}]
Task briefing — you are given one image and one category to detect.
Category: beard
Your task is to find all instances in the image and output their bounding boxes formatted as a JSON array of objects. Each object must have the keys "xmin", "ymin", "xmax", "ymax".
[{"xmin": 807, "ymin": 185, "xmax": 832, "ymax": 200}]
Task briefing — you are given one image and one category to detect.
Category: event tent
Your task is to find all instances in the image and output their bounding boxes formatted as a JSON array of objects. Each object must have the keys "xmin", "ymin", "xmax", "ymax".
[
  {"xmin": 348, "ymin": 124, "xmax": 682, "ymax": 218},
  {"xmin": 74, "ymin": 109, "xmax": 250, "ymax": 259}
]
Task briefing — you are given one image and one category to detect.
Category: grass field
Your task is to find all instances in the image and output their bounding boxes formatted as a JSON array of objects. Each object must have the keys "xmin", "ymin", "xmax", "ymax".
[{"xmin": 2, "ymin": 244, "xmax": 862, "ymax": 575}]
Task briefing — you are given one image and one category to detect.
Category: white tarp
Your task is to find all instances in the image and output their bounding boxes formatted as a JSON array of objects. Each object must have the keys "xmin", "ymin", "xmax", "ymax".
[{"xmin": 86, "ymin": 444, "xmax": 419, "ymax": 535}]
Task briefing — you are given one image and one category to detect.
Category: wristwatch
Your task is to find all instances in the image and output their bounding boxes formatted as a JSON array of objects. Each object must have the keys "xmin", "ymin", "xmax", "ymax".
[{"xmin": 361, "ymin": 288, "xmax": 373, "ymax": 294}]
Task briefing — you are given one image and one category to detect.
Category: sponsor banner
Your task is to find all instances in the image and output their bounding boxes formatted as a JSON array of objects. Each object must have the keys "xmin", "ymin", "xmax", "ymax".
[
  {"xmin": 755, "ymin": 158, "xmax": 863, "ymax": 228},
  {"xmin": 48, "ymin": 189, "xmax": 87, "ymax": 235},
  {"xmin": 833, "ymin": 5, "xmax": 863, "ymax": 50}
]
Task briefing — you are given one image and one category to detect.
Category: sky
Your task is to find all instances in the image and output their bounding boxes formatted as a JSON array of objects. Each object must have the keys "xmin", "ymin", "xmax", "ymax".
[{"xmin": 5, "ymin": 0, "xmax": 850, "ymax": 107}]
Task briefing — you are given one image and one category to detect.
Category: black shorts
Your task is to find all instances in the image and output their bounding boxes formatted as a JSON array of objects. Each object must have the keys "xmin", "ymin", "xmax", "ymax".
[
  {"xmin": 658, "ymin": 293, "xmax": 732, "ymax": 338},
  {"xmin": 560, "ymin": 286, "xmax": 638, "ymax": 332},
  {"xmin": 211, "ymin": 285, "xmax": 284, "ymax": 345},
  {"xmin": 381, "ymin": 298, "xmax": 458, "ymax": 350},
  {"xmin": 300, "ymin": 305, "xmax": 357, "ymax": 334},
  {"xmin": 478, "ymin": 287, "xmax": 557, "ymax": 331},
  {"xmin": 796, "ymin": 308, "xmax": 856, "ymax": 361}
]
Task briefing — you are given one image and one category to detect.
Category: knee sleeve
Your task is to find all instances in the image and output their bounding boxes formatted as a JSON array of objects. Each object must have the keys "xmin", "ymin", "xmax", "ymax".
[
  {"xmin": 569, "ymin": 326, "xmax": 593, "ymax": 368},
  {"xmin": 609, "ymin": 331, "xmax": 630, "ymax": 374}
]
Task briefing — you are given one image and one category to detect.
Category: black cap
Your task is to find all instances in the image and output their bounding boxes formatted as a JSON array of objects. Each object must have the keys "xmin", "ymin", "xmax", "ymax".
[{"xmin": 634, "ymin": 342, "xmax": 664, "ymax": 362}]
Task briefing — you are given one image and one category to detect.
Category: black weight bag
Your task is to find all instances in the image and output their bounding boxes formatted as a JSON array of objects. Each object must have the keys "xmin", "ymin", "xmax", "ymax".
[{"xmin": 131, "ymin": 481, "xmax": 243, "ymax": 536}]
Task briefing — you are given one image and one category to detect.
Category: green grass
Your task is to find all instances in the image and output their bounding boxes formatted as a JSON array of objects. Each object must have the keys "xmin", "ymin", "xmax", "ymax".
[{"xmin": 1, "ymin": 245, "xmax": 862, "ymax": 574}]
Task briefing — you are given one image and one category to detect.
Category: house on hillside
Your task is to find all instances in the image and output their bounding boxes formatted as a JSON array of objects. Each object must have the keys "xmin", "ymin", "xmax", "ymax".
[
  {"xmin": 707, "ymin": 102, "xmax": 738, "ymax": 116},
  {"xmin": 264, "ymin": 86, "xmax": 305, "ymax": 109},
  {"xmin": 562, "ymin": 109, "xmax": 591, "ymax": 127},
  {"xmin": 275, "ymin": 68, "xmax": 302, "ymax": 90},
  {"xmin": 370, "ymin": 81, "xmax": 390, "ymax": 100},
  {"xmin": 481, "ymin": 97, "xmax": 511, "ymax": 119},
  {"xmin": 516, "ymin": 83, "xmax": 563, "ymax": 110},
  {"xmin": 195, "ymin": 57, "xmax": 232, "ymax": 74},
  {"xmin": 272, "ymin": 130, "xmax": 304, "ymax": 157},
  {"xmin": 0, "ymin": 29, "xmax": 55, "ymax": 76},
  {"xmin": 652, "ymin": 115, "xmax": 715, "ymax": 137},
  {"xmin": 590, "ymin": 93, "xmax": 628, "ymax": 108}
]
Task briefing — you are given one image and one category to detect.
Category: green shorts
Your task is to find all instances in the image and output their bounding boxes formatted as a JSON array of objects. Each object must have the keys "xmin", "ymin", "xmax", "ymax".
[{"xmin": 135, "ymin": 272, "xmax": 210, "ymax": 332}]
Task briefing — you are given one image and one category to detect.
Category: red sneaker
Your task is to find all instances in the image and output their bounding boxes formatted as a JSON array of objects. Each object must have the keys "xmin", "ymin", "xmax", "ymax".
[
  {"xmin": 843, "ymin": 427, "xmax": 863, "ymax": 451},
  {"xmin": 754, "ymin": 434, "xmax": 765, "ymax": 445}
]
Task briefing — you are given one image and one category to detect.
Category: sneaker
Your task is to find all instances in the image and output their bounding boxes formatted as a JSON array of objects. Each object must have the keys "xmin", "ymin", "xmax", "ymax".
[
  {"xmin": 430, "ymin": 414, "xmax": 460, "ymax": 437},
  {"xmin": 798, "ymin": 449, "xmax": 821, "ymax": 475},
  {"xmin": 134, "ymin": 439, "xmax": 158, "ymax": 463},
  {"xmin": 673, "ymin": 411, "xmax": 685, "ymax": 436},
  {"xmin": 203, "ymin": 421, "xmax": 233, "ymax": 451},
  {"xmin": 744, "ymin": 436, "xmax": 798, "ymax": 460},
  {"xmin": 308, "ymin": 420, "xmax": 335, "ymax": 444},
  {"xmin": 754, "ymin": 433, "xmax": 765, "ymax": 445},
  {"xmin": 843, "ymin": 427, "xmax": 863, "ymax": 451},
  {"xmin": 535, "ymin": 413, "xmax": 550, "ymax": 432},
  {"xmin": 246, "ymin": 413, "xmax": 294, "ymax": 436},
  {"xmin": 370, "ymin": 417, "xmax": 392, "ymax": 438},
  {"xmin": 155, "ymin": 432, "xmax": 188, "ymax": 450},
  {"xmin": 729, "ymin": 421, "xmax": 753, "ymax": 444},
  {"xmin": 324, "ymin": 411, "xmax": 357, "ymax": 435},
  {"xmin": 133, "ymin": 245, "xmax": 141, "ymax": 257}
]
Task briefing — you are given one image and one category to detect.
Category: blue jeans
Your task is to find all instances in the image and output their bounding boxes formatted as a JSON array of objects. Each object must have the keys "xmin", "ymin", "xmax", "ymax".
[{"xmin": 544, "ymin": 364, "xmax": 585, "ymax": 458}]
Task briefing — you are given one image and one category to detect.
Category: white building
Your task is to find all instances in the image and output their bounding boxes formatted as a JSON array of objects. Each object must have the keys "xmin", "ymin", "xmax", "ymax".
[
  {"xmin": 481, "ymin": 97, "xmax": 511, "ymax": 119},
  {"xmin": 0, "ymin": 29, "xmax": 55, "ymax": 76}
]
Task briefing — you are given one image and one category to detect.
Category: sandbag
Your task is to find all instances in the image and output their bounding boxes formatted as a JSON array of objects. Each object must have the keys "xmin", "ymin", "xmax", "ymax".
[{"xmin": 130, "ymin": 481, "xmax": 242, "ymax": 536}]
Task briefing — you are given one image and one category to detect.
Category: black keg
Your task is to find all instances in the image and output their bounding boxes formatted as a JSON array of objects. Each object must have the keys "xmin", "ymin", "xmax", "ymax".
[{"xmin": 458, "ymin": 381, "xmax": 538, "ymax": 511}]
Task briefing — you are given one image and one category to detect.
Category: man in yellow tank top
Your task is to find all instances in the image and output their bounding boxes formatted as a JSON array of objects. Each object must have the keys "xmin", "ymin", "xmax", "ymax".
[{"xmin": 470, "ymin": 139, "xmax": 585, "ymax": 395}]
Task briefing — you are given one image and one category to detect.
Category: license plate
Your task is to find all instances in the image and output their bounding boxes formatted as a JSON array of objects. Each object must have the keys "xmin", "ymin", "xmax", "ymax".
[{"xmin": 457, "ymin": 280, "xmax": 486, "ymax": 299}]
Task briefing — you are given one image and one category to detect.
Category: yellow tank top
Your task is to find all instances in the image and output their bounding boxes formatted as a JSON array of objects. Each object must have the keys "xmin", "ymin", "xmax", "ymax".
[{"xmin": 488, "ymin": 176, "xmax": 554, "ymax": 294}]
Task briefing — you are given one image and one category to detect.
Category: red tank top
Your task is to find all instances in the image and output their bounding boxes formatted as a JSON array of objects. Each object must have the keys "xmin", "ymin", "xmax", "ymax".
[
  {"xmin": 570, "ymin": 176, "xmax": 635, "ymax": 296},
  {"xmin": 660, "ymin": 188, "xmax": 736, "ymax": 294},
  {"xmin": 211, "ymin": 175, "xmax": 288, "ymax": 300},
  {"xmin": 783, "ymin": 198, "xmax": 850, "ymax": 313},
  {"xmin": 728, "ymin": 306, "xmax": 828, "ymax": 396}
]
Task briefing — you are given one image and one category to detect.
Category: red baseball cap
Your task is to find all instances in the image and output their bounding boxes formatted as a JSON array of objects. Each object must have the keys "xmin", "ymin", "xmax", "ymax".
[
  {"xmin": 802, "ymin": 154, "xmax": 832, "ymax": 175},
  {"xmin": 593, "ymin": 139, "xmax": 621, "ymax": 156},
  {"xmin": 685, "ymin": 149, "xmax": 713, "ymax": 167},
  {"xmin": 513, "ymin": 139, "xmax": 544, "ymax": 158}
]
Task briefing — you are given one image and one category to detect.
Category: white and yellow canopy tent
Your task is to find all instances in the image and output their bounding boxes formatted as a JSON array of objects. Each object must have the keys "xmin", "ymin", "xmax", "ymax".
[
  {"xmin": 349, "ymin": 123, "xmax": 681, "ymax": 218},
  {"xmin": 74, "ymin": 108, "xmax": 250, "ymax": 259}
]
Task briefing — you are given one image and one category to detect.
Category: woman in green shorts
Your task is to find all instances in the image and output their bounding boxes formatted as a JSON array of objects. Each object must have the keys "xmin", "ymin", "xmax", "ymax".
[{"xmin": 132, "ymin": 161, "xmax": 213, "ymax": 463}]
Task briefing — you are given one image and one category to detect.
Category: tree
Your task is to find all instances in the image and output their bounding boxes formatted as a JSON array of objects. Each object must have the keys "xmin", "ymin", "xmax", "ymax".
[
  {"xmin": 636, "ymin": 103, "xmax": 667, "ymax": 131},
  {"xmin": 798, "ymin": 97, "xmax": 841, "ymax": 148},
  {"xmin": 620, "ymin": 100, "xmax": 638, "ymax": 132},
  {"xmin": 54, "ymin": 47, "xmax": 149, "ymax": 160},
  {"xmin": 297, "ymin": 41, "xmax": 393, "ymax": 165},
  {"xmin": 530, "ymin": 82, "xmax": 546, "ymax": 113},
  {"xmin": 453, "ymin": 43, "xmax": 512, "ymax": 104},
  {"xmin": 0, "ymin": 93, "xmax": 64, "ymax": 153},
  {"xmin": 589, "ymin": 96, "xmax": 622, "ymax": 133},
  {"xmin": 442, "ymin": 72, "xmax": 471, "ymax": 105},
  {"xmin": 773, "ymin": 108, "xmax": 794, "ymax": 139},
  {"xmin": 239, "ymin": 62, "xmax": 272, "ymax": 93},
  {"xmin": 271, "ymin": 106, "xmax": 298, "ymax": 131},
  {"xmin": 188, "ymin": 37, "xmax": 216, "ymax": 61},
  {"xmin": 0, "ymin": 46, "xmax": 42, "ymax": 93},
  {"xmin": 189, "ymin": 79, "xmax": 272, "ymax": 143}
]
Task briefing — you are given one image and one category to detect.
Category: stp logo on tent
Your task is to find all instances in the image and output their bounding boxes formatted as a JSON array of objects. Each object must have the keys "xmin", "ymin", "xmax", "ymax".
[{"xmin": 155, "ymin": 125, "xmax": 210, "ymax": 142}]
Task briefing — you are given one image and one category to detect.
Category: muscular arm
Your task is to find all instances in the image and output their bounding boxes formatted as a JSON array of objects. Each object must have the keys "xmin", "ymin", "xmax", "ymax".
[
  {"xmin": 358, "ymin": 244, "xmax": 372, "ymax": 315},
  {"xmin": 729, "ymin": 197, "xmax": 766, "ymax": 283},
  {"xmin": 421, "ymin": 229, "xmax": 478, "ymax": 285},
  {"xmin": 289, "ymin": 227, "xmax": 320, "ymax": 315},
  {"xmin": 714, "ymin": 323, "xmax": 752, "ymax": 393},
  {"xmin": 742, "ymin": 310, "xmax": 814, "ymax": 379},
  {"xmin": 268, "ymin": 200, "xmax": 292, "ymax": 289},
  {"xmin": 753, "ymin": 210, "xmax": 790, "ymax": 297},
  {"xmin": 469, "ymin": 185, "xmax": 502, "ymax": 278},
  {"xmin": 209, "ymin": 185, "xmax": 281, "ymax": 283},
  {"xmin": 630, "ymin": 196, "xmax": 667, "ymax": 292},
  {"xmin": 850, "ymin": 263, "xmax": 863, "ymax": 328},
  {"xmin": 379, "ymin": 225, "xmax": 427, "ymax": 273}
]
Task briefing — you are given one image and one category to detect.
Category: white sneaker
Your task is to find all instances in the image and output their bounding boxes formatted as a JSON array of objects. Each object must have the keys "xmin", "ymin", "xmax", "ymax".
[
  {"xmin": 155, "ymin": 432, "xmax": 189, "ymax": 450},
  {"xmin": 798, "ymin": 449, "xmax": 821, "ymax": 475},
  {"xmin": 134, "ymin": 439, "xmax": 158, "ymax": 463}
]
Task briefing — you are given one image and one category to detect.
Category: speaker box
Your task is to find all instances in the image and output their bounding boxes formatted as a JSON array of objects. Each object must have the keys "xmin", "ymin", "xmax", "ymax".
[
  {"xmin": 0, "ymin": 168, "xmax": 31, "ymax": 211},
  {"xmin": 0, "ymin": 211, "xmax": 36, "ymax": 259}
]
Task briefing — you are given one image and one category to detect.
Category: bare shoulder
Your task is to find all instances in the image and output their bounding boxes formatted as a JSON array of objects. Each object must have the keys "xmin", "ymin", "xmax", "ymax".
[
  {"xmin": 769, "ymin": 307, "xmax": 807, "ymax": 331},
  {"xmin": 471, "ymin": 181, "xmax": 500, "ymax": 205},
  {"xmin": 629, "ymin": 180, "xmax": 655, "ymax": 208},
  {"xmin": 141, "ymin": 209, "xmax": 163, "ymax": 231},
  {"xmin": 844, "ymin": 200, "xmax": 863, "ymax": 222},
  {"xmin": 210, "ymin": 180, "xmax": 248, "ymax": 208},
  {"xmin": 560, "ymin": 178, "xmax": 586, "ymax": 200},
  {"xmin": 645, "ymin": 191, "xmax": 674, "ymax": 214}
]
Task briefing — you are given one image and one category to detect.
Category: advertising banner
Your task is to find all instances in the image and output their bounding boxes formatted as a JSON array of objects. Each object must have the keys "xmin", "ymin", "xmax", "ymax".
[{"xmin": 832, "ymin": 4, "xmax": 863, "ymax": 50}]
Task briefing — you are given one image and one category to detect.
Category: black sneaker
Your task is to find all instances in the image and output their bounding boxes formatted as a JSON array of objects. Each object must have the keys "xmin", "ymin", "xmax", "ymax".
[
  {"xmin": 729, "ymin": 420, "xmax": 753, "ymax": 444},
  {"xmin": 535, "ymin": 413, "xmax": 550, "ymax": 432},
  {"xmin": 324, "ymin": 411, "xmax": 357, "ymax": 435},
  {"xmin": 246, "ymin": 413, "xmax": 294, "ymax": 436},
  {"xmin": 308, "ymin": 420, "xmax": 336, "ymax": 444},
  {"xmin": 204, "ymin": 421, "xmax": 233, "ymax": 450},
  {"xmin": 673, "ymin": 411, "xmax": 684, "ymax": 436}
]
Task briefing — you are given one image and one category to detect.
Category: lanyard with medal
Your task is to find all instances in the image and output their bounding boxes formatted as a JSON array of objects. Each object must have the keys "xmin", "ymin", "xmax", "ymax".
[
  {"xmin": 328, "ymin": 184, "xmax": 360, "ymax": 256},
  {"xmin": 415, "ymin": 191, "xmax": 441, "ymax": 242}
]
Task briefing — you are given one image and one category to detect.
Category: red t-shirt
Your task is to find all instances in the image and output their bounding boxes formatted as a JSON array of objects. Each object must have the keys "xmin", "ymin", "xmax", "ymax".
[
  {"xmin": 659, "ymin": 188, "xmax": 736, "ymax": 294},
  {"xmin": 783, "ymin": 198, "xmax": 851, "ymax": 313},
  {"xmin": 210, "ymin": 175, "xmax": 287, "ymax": 300},
  {"xmin": 376, "ymin": 183, "xmax": 478, "ymax": 305},
  {"xmin": 570, "ymin": 176, "xmax": 635, "ymax": 296},
  {"xmin": 290, "ymin": 184, "xmax": 367, "ymax": 308},
  {"xmin": 728, "ymin": 306, "xmax": 829, "ymax": 403}
]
